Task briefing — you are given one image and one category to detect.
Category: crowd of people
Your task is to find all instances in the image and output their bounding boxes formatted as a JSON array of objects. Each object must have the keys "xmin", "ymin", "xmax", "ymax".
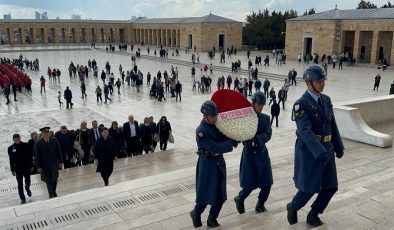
[{"xmin": 7, "ymin": 114, "xmax": 173, "ymax": 203}]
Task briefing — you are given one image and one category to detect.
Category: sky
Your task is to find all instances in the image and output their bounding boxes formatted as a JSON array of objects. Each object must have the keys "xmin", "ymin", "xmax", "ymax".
[{"xmin": 0, "ymin": 0, "xmax": 391, "ymax": 22}]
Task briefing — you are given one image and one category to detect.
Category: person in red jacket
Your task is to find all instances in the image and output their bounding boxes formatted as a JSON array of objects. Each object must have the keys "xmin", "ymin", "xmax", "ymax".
[{"xmin": 40, "ymin": 76, "xmax": 46, "ymax": 93}]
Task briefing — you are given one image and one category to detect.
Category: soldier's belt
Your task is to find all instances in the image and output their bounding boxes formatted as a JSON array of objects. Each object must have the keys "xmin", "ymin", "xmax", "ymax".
[
  {"xmin": 197, "ymin": 150, "xmax": 221, "ymax": 157},
  {"xmin": 316, "ymin": 135, "xmax": 331, "ymax": 142}
]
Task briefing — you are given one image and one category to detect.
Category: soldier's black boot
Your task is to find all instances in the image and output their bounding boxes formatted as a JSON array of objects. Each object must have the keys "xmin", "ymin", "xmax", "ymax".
[
  {"xmin": 234, "ymin": 196, "xmax": 245, "ymax": 214},
  {"xmin": 207, "ymin": 216, "xmax": 220, "ymax": 228},
  {"xmin": 190, "ymin": 210, "xmax": 202, "ymax": 228},
  {"xmin": 286, "ymin": 202, "xmax": 298, "ymax": 225},
  {"xmin": 255, "ymin": 199, "xmax": 267, "ymax": 213},
  {"xmin": 307, "ymin": 209, "xmax": 324, "ymax": 227}
]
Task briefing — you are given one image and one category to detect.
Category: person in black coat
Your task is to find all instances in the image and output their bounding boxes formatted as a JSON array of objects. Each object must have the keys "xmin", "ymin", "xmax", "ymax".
[
  {"xmin": 8, "ymin": 134, "xmax": 33, "ymax": 204},
  {"xmin": 27, "ymin": 132, "xmax": 39, "ymax": 174},
  {"xmin": 109, "ymin": 121, "xmax": 124, "ymax": 158},
  {"xmin": 157, "ymin": 116, "xmax": 172, "ymax": 151},
  {"xmin": 55, "ymin": 126, "xmax": 74, "ymax": 168},
  {"xmin": 64, "ymin": 86, "xmax": 73, "ymax": 109},
  {"xmin": 175, "ymin": 81, "xmax": 182, "ymax": 102},
  {"xmin": 94, "ymin": 128, "xmax": 117, "ymax": 186},
  {"xmin": 140, "ymin": 117, "xmax": 154, "ymax": 154},
  {"xmin": 389, "ymin": 80, "xmax": 394, "ymax": 95},
  {"xmin": 270, "ymin": 99, "xmax": 280, "ymax": 127}
]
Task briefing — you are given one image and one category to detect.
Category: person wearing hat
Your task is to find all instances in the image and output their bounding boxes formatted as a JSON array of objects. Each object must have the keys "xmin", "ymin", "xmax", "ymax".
[
  {"xmin": 190, "ymin": 100, "xmax": 238, "ymax": 228},
  {"xmin": 34, "ymin": 127, "xmax": 64, "ymax": 198},
  {"xmin": 8, "ymin": 134, "xmax": 33, "ymax": 204},
  {"xmin": 234, "ymin": 91, "xmax": 273, "ymax": 214},
  {"xmin": 287, "ymin": 65, "xmax": 344, "ymax": 227}
]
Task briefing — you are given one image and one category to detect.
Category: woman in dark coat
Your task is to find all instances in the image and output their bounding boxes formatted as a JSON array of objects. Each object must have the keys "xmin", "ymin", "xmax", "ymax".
[
  {"xmin": 109, "ymin": 121, "xmax": 124, "ymax": 158},
  {"xmin": 140, "ymin": 117, "xmax": 153, "ymax": 154},
  {"xmin": 156, "ymin": 116, "xmax": 172, "ymax": 151},
  {"xmin": 94, "ymin": 128, "xmax": 117, "ymax": 186},
  {"xmin": 75, "ymin": 121, "xmax": 92, "ymax": 165}
]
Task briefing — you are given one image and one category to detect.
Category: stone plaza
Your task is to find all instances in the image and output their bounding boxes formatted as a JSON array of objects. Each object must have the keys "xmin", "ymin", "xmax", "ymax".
[{"xmin": 0, "ymin": 44, "xmax": 393, "ymax": 229}]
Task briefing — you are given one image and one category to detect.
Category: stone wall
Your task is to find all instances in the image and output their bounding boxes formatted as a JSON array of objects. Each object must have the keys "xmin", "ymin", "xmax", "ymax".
[{"xmin": 286, "ymin": 19, "xmax": 394, "ymax": 65}]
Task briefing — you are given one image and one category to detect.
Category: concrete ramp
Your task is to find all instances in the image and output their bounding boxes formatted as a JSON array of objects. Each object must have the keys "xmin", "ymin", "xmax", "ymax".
[{"xmin": 334, "ymin": 95, "xmax": 394, "ymax": 147}]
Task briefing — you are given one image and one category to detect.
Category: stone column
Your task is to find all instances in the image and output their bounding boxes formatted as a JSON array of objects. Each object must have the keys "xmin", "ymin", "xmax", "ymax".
[
  {"xmin": 177, "ymin": 29, "xmax": 180, "ymax": 48},
  {"xmin": 42, "ymin": 28, "xmax": 48, "ymax": 44},
  {"xmin": 370, "ymin": 30, "xmax": 379, "ymax": 64},
  {"xmin": 30, "ymin": 28, "xmax": 35, "ymax": 44},
  {"xmin": 19, "ymin": 28, "xmax": 24, "ymax": 44},
  {"xmin": 353, "ymin": 30, "xmax": 360, "ymax": 63},
  {"xmin": 7, "ymin": 28, "xmax": 13, "ymax": 45},
  {"xmin": 52, "ymin": 28, "xmax": 59, "ymax": 44},
  {"xmin": 75, "ymin": 28, "xmax": 81, "ymax": 43}
]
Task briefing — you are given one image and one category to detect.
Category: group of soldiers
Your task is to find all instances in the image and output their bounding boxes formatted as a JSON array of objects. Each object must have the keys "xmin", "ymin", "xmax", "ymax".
[{"xmin": 190, "ymin": 65, "xmax": 344, "ymax": 228}]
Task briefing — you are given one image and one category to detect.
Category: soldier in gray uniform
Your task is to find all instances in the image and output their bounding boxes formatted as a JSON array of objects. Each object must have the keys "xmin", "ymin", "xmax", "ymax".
[{"xmin": 34, "ymin": 127, "xmax": 64, "ymax": 198}]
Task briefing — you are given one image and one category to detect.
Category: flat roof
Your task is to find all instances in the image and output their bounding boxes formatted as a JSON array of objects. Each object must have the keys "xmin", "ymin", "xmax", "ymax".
[
  {"xmin": 0, "ymin": 14, "xmax": 241, "ymax": 24},
  {"xmin": 289, "ymin": 8, "xmax": 394, "ymax": 21}
]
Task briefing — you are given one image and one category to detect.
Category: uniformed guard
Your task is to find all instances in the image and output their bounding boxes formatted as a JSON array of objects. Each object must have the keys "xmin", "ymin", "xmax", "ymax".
[
  {"xmin": 287, "ymin": 65, "xmax": 344, "ymax": 227},
  {"xmin": 8, "ymin": 134, "xmax": 33, "ymax": 204},
  {"xmin": 190, "ymin": 100, "xmax": 238, "ymax": 228},
  {"xmin": 234, "ymin": 91, "xmax": 273, "ymax": 214},
  {"xmin": 34, "ymin": 127, "xmax": 64, "ymax": 198}
]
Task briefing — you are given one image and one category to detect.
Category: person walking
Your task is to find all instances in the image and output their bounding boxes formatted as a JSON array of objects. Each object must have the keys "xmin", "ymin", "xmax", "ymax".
[
  {"xmin": 175, "ymin": 81, "xmax": 182, "ymax": 102},
  {"xmin": 103, "ymin": 84, "xmax": 111, "ymax": 103},
  {"xmin": 234, "ymin": 92, "xmax": 273, "ymax": 215},
  {"xmin": 57, "ymin": 91, "xmax": 63, "ymax": 107},
  {"xmin": 287, "ymin": 65, "xmax": 344, "ymax": 227},
  {"xmin": 40, "ymin": 76, "xmax": 46, "ymax": 93},
  {"xmin": 156, "ymin": 116, "xmax": 172, "ymax": 151},
  {"xmin": 373, "ymin": 74, "xmax": 381, "ymax": 90},
  {"xmin": 190, "ymin": 100, "xmax": 237, "ymax": 228},
  {"xmin": 95, "ymin": 86, "xmax": 103, "ymax": 102},
  {"xmin": 94, "ymin": 128, "xmax": 117, "ymax": 186},
  {"xmin": 34, "ymin": 127, "xmax": 64, "ymax": 198},
  {"xmin": 268, "ymin": 87, "xmax": 276, "ymax": 106},
  {"xmin": 81, "ymin": 81, "xmax": 87, "ymax": 98},
  {"xmin": 116, "ymin": 78, "xmax": 122, "ymax": 95},
  {"xmin": 263, "ymin": 78, "xmax": 270, "ymax": 98},
  {"xmin": 64, "ymin": 86, "xmax": 73, "ymax": 109},
  {"xmin": 277, "ymin": 87, "xmax": 286, "ymax": 109},
  {"xmin": 270, "ymin": 99, "xmax": 280, "ymax": 127},
  {"xmin": 390, "ymin": 80, "xmax": 394, "ymax": 95},
  {"xmin": 4, "ymin": 84, "xmax": 11, "ymax": 104},
  {"xmin": 8, "ymin": 134, "xmax": 33, "ymax": 204}
]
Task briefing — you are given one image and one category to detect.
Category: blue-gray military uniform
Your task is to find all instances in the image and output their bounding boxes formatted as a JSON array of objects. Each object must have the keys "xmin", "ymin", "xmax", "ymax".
[
  {"xmin": 287, "ymin": 65, "xmax": 344, "ymax": 227},
  {"xmin": 190, "ymin": 100, "xmax": 236, "ymax": 228},
  {"xmin": 234, "ymin": 91, "xmax": 273, "ymax": 214}
]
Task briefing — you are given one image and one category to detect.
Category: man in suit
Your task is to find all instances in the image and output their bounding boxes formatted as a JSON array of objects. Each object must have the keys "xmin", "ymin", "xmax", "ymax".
[
  {"xmin": 123, "ymin": 115, "xmax": 141, "ymax": 156},
  {"xmin": 34, "ymin": 127, "xmax": 64, "ymax": 198},
  {"xmin": 89, "ymin": 120, "xmax": 102, "ymax": 163},
  {"xmin": 8, "ymin": 134, "xmax": 33, "ymax": 204}
]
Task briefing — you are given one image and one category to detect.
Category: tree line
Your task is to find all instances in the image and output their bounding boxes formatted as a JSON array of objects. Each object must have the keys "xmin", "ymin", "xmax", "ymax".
[{"xmin": 243, "ymin": 1, "xmax": 393, "ymax": 50}]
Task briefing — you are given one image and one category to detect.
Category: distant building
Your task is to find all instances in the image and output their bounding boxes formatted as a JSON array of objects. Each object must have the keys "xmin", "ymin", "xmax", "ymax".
[
  {"xmin": 35, "ymin": 11, "xmax": 41, "ymax": 19},
  {"xmin": 0, "ymin": 14, "xmax": 242, "ymax": 51},
  {"xmin": 3, "ymin": 13, "xmax": 11, "ymax": 20},
  {"xmin": 56, "ymin": 16, "xmax": 60, "ymax": 20},
  {"xmin": 41, "ymin": 12, "xmax": 48, "ymax": 20},
  {"xmin": 285, "ymin": 8, "xmax": 394, "ymax": 65},
  {"xmin": 71, "ymin": 14, "xmax": 81, "ymax": 20}
]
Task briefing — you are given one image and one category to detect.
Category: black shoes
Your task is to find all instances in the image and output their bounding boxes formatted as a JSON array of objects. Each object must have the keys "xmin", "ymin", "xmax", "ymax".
[
  {"xmin": 234, "ymin": 196, "xmax": 245, "ymax": 214},
  {"xmin": 20, "ymin": 199, "xmax": 26, "ymax": 204},
  {"xmin": 190, "ymin": 210, "xmax": 202, "ymax": 228},
  {"xmin": 307, "ymin": 209, "xmax": 324, "ymax": 227},
  {"xmin": 26, "ymin": 187, "xmax": 32, "ymax": 197},
  {"xmin": 287, "ymin": 202, "xmax": 298, "ymax": 225},
  {"xmin": 207, "ymin": 217, "xmax": 220, "ymax": 228},
  {"xmin": 104, "ymin": 181, "xmax": 109, "ymax": 186},
  {"xmin": 255, "ymin": 199, "xmax": 267, "ymax": 213}
]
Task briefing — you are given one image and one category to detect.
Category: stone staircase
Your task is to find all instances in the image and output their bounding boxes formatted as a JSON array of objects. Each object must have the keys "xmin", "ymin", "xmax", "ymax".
[{"xmin": 0, "ymin": 129, "xmax": 393, "ymax": 229}]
